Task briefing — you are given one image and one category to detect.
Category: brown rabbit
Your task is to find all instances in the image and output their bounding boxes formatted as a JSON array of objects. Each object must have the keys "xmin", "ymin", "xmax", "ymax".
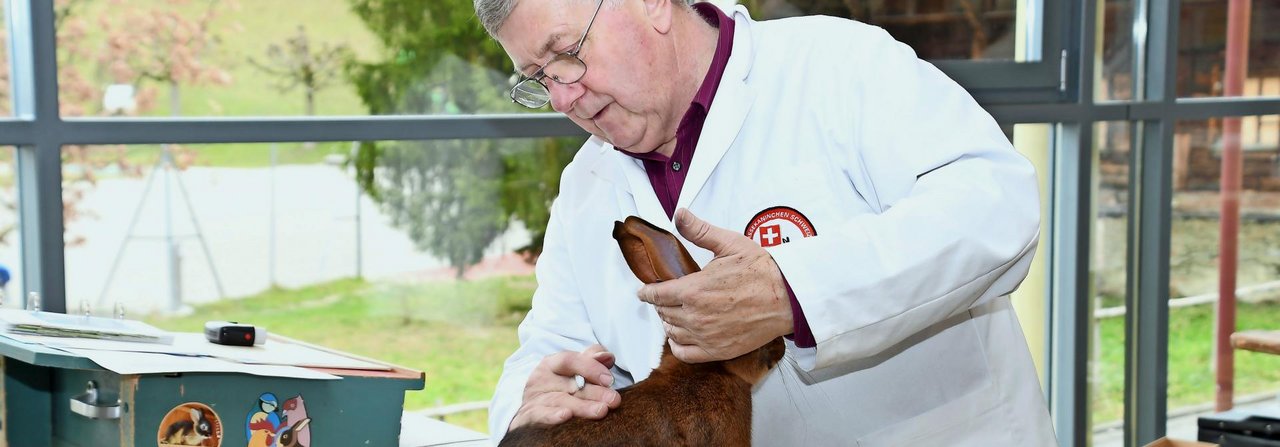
[{"xmin": 499, "ymin": 216, "xmax": 785, "ymax": 447}]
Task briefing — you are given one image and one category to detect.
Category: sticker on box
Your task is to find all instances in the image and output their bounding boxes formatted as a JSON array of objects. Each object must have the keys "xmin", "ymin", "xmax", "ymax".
[
  {"xmin": 246, "ymin": 392, "xmax": 312, "ymax": 447},
  {"xmin": 158, "ymin": 402, "xmax": 223, "ymax": 447}
]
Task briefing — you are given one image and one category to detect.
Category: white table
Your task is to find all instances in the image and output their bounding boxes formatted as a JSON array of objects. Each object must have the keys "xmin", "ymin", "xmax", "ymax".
[{"xmin": 401, "ymin": 411, "xmax": 490, "ymax": 447}]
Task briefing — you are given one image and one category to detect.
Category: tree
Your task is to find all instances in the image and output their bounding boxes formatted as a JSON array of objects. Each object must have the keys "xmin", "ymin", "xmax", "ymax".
[
  {"xmin": 97, "ymin": 0, "xmax": 234, "ymax": 116},
  {"xmin": 0, "ymin": 0, "xmax": 147, "ymax": 248},
  {"xmin": 500, "ymin": 136, "xmax": 579, "ymax": 260},
  {"xmin": 347, "ymin": 0, "xmax": 579, "ymax": 277},
  {"xmin": 0, "ymin": 0, "xmax": 235, "ymax": 248},
  {"xmin": 1, "ymin": 28, "xmax": 9, "ymax": 115},
  {"xmin": 248, "ymin": 25, "xmax": 353, "ymax": 116}
]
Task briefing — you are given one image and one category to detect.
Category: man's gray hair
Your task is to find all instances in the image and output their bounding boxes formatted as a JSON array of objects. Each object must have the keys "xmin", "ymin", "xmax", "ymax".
[{"xmin": 474, "ymin": 0, "xmax": 691, "ymax": 37}]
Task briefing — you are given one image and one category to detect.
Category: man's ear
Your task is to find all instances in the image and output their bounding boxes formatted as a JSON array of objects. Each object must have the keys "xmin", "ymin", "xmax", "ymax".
[{"xmin": 643, "ymin": 0, "xmax": 675, "ymax": 34}]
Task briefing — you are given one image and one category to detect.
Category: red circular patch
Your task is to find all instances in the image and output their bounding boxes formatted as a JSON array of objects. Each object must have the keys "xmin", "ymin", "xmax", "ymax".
[{"xmin": 743, "ymin": 206, "xmax": 817, "ymax": 248}]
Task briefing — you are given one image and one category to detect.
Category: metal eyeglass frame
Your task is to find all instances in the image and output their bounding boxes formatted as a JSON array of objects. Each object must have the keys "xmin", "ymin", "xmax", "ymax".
[{"xmin": 509, "ymin": 0, "xmax": 607, "ymax": 108}]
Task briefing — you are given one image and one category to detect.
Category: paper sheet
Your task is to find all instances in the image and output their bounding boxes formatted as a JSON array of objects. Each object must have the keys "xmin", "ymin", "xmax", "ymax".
[
  {"xmin": 4, "ymin": 332, "xmax": 389, "ymax": 371},
  {"xmin": 60, "ymin": 348, "xmax": 340, "ymax": 380},
  {"xmin": 0, "ymin": 308, "xmax": 173, "ymax": 344}
]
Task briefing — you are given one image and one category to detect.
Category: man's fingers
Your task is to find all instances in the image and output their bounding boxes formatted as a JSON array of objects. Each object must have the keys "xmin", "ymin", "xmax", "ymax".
[
  {"xmin": 653, "ymin": 304, "xmax": 692, "ymax": 328},
  {"xmin": 541, "ymin": 392, "xmax": 612, "ymax": 419},
  {"xmin": 572, "ymin": 384, "xmax": 622, "ymax": 408},
  {"xmin": 546, "ymin": 350, "xmax": 614, "ymax": 388},
  {"xmin": 638, "ymin": 281, "xmax": 686, "ymax": 307},
  {"xmin": 530, "ymin": 406, "xmax": 571, "ymax": 426},
  {"xmin": 580, "ymin": 344, "xmax": 616, "ymax": 369},
  {"xmin": 512, "ymin": 389, "xmax": 612, "ymax": 431},
  {"xmin": 510, "ymin": 405, "xmax": 570, "ymax": 431},
  {"xmin": 662, "ymin": 321, "xmax": 697, "ymax": 346},
  {"xmin": 591, "ymin": 351, "xmax": 616, "ymax": 369},
  {"xmin": 669, "ymin": 339, "xmax": 716, "ymax": 364},
  {"xmin": 675, "ymin": 208, "xmax": 742, "ymax": 255}
]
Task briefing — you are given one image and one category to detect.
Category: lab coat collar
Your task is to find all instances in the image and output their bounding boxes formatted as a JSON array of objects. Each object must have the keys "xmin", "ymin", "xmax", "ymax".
[
  {"xmin": 580, "ymin": 142, "xmax": 667, "ymax": 230},
  {"xmin": 678, "ymin": 6, "xmax": 756, "ymax": 212}
]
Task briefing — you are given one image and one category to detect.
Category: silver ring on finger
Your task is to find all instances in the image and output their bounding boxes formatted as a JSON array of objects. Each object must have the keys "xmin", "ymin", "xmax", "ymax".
[{"xmin": 571, "ymin": 374, "xmax": 586, "ymax": 394}]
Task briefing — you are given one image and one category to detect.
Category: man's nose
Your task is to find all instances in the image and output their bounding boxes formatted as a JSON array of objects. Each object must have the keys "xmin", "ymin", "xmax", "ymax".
[{"xmin": 548, "ymin": 81, "xmax": 585, "ymax": 113}]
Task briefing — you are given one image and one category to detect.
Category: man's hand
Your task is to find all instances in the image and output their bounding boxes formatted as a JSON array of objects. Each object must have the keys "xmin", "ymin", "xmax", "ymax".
[
  {"xmin": 509, "ymin": 345, "xmax": 622, "ymax": 432},
  {"xmin": 639, "ymin": 208, "xmax": 795, "ymax": 363}
]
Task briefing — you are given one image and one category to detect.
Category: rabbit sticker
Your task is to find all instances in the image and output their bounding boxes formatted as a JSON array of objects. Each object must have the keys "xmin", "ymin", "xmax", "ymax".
[
  {"xmin": 158, "ymin": 402, "xmax": 223, "ymax": 447},
  {"xmin": 280, "ymin": 395, "xmax": 311, "ymax": 447}
]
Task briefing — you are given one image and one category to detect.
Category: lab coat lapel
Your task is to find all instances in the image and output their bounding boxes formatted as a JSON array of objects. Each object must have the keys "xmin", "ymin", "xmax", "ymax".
[
  {"xmin": 585, "ymin": 142, "xmax": 669, "ymax": 380},
  {"xmin": 588, "ymin": 141, "xmax": 676, "ymax": 228},
  {"xmin": 617, "ymin": 152, "xmax": 675, "ymax": 228},
  {"xmin": 676, "ymin": 8, "xmax": 757, "ymax": 212}
]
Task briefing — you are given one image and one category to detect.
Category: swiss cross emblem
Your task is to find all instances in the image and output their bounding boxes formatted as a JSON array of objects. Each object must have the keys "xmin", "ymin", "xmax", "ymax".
[
  {"xmin": 759, "ymin": 225, "xmax": 784, "ymax": 247},
  {"xmin": 744, "ymin": 206, "xmax": 817, "ymax": 247}
]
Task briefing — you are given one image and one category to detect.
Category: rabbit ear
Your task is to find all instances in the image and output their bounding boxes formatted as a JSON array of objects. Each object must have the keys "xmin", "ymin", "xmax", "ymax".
[{"xmin": 188, "ymin": 407, "xmax": 202, "ymax": 420}]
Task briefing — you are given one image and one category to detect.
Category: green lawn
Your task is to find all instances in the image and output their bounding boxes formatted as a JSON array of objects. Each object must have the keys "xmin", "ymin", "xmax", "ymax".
[
  {"xmin": 1092, "ymin": 300, "xmax": 1280, "ymax": 425},
  {"xmin": 143, "ymin": 274, "xmax": 1280, "ymax": 434}
]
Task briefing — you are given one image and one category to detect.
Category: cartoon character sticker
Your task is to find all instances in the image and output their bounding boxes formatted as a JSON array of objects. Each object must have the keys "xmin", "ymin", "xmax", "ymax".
[
  {"xmin": 280, "ymin": 395, "xmax": 311, "ymax": 447},
  {"xmin": 158, "ymin": 402, "xmax": 223, "ymax": 447},
  {"xmin": 246, "ymin": 393, "xmax": 312, "ymax": 447}
]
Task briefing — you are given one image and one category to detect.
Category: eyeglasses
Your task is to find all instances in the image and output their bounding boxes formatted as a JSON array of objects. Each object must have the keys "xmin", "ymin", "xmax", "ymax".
[{"xmin": 509, "ymin": 0, "xmax": 606, "ymax": 109}]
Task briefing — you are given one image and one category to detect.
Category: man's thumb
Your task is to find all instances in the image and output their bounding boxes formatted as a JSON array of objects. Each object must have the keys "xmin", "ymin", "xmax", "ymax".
[{"xmin": 675, "ymin": 208, "xmax": 738, "ymax": 254}]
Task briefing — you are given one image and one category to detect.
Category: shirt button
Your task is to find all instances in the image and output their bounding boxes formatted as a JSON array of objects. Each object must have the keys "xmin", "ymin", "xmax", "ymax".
[{"xmin": 672, "ymin": 161, "xmax": 682, "ymax": 172}]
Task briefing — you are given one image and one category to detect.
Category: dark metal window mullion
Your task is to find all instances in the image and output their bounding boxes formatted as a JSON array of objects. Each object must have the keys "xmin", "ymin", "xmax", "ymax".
[
  {"xmin": 1051, "ymin": 122, "xmax": 1094, "ymax": 447},
  {"xmin": 1047, "ymin": 0, "xmax": 1100, "ymax": 443},
  {"xmin": 1123, "ymin": 0, "xmax": 1178, "ymax": 444},
  {"xmin": 11, "ymin": 0, "xmax": 68, "ymax": 312}
]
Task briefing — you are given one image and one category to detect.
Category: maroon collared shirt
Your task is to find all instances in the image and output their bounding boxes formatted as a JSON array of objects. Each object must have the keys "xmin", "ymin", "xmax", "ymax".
[
  {"xmin": 622, "ymin": 2, "xmax": 732, "ymax": 218},
  {"xmin": 617, "ymin": 3, "xmax": 816, "ymax": 349}
]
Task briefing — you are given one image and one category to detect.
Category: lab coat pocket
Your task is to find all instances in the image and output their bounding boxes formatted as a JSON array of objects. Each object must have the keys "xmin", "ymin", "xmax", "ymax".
[{"xmin": 854, "ymin": 380, "xmax": 1009, "ymax": 447}]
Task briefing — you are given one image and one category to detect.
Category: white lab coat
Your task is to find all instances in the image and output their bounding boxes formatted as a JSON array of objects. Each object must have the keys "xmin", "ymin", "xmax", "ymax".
[{"xmin": 490, "ymin": 6, "xmax": 1058, "ymax": 446}]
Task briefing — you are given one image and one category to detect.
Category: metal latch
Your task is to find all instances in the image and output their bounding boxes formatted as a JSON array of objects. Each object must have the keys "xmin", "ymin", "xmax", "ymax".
[{"xmin": 70, "ymin": 381, "xmax": 122, "ymax": 420}]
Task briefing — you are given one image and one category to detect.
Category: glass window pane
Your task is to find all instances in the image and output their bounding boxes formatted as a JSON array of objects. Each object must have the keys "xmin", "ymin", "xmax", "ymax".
[
  {"xmin": 738, "ymin": 0, "xmax": 1031, "ymax": 61},
  {"xmin": 1097, "ymin": 0, "xmax": 1133, "ymax": 101},
  {"xmin": 1178, "ymin": 1, "xmax": 1280, "ymax": 98},
  {"xmin": 64, "ymin": 137, "xmax": 583, "ymax": 433},
  {"xmin": 1165, "ymin": 116, "xmax": 1280, "ymax": 435},
  {"xmin": 1010, "ymin": 122, "xmax": 1053, "ymax": 386},
  {"xmin": 1090, "ymin": 120, "xmax": 1130, "ymax": 444},
  {"xmin": 56, "ymin": 1, "xmax": 527, "ymax": 117},
  {"xmin": 1, "ymin": 5, "xmax": 10, "ymax": 116},
  {"xmin": 0, "ymin": 147, "xmax": 19, "ymax": 306}
]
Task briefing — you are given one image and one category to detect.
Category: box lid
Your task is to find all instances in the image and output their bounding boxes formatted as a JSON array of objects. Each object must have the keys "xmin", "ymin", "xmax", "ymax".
[{"xmin": 0, "ymin": 332, "xmax": 424, "ymax": 390}]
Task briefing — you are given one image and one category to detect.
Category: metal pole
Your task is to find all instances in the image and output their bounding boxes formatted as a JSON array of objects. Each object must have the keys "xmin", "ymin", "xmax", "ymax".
[
  {"xmin": 1215, "ymin": 0, "xmax": 1251, "ymax": 412},
  {"xmin": 352, "ymin": 141, "xmax": 362, "ymax": 279},
  {"xmin": 163, "ymin": 145, "xmax": 180, "ymax": 312},
  {"xmin": 270, "ymin": 143, "xmax": 278, "ymax": 287}
]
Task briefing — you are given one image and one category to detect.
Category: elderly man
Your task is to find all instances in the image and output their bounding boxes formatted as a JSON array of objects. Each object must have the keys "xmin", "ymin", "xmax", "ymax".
[{"xmin": 476, "ymin": 0, "xmax": 1059, "ymax": 444}]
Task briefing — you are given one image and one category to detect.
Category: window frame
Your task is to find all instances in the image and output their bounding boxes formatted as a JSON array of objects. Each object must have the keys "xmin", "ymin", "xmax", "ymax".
[{"xmin": 7, "ymin": 0, "xmax": 1280, "ymax": 445}]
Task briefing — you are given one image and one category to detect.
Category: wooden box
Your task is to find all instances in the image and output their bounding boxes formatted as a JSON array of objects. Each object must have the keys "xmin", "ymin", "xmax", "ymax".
[{"xmin": 0, "ymin": 334, "xmax": 423, "ymax": 446}]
